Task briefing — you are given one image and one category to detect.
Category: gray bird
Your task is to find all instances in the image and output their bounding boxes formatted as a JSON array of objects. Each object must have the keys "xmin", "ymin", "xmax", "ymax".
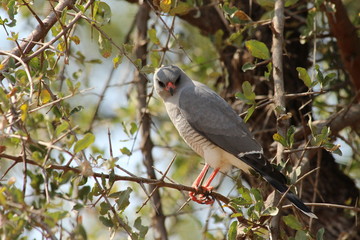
[{"xmin": 153, "ymin": 65, "xmax": 317, "ymax": 218}]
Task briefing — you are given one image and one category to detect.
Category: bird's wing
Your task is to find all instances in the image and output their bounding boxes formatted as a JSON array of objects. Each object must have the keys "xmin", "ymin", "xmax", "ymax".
[
  {"xmin": 178, "ymin": 85, "xmax": 287, "ymax": 183},
  {"xmin": 178, "ymin": 84, "xmax": 262, "ymax": 156}
]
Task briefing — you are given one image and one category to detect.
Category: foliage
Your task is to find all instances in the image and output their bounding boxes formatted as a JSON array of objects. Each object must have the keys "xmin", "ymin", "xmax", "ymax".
[{"xmin": 0, "ymin": 0, "xmax": 359, "ymax": 239}]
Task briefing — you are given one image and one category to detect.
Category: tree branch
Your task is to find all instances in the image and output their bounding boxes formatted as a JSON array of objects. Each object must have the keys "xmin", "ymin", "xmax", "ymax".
[
  {"xmin": 325, "ymin": 0, "xmax": 360, "ymax": 96},
  {"xmin": 134, "ymin": 2, "xmax": 168, "ymax": 239},
  {"xmin": 270, "ymin": 0, "xmax": 286, "ymax": 238},
  {"xmin": 0, "ymin": 153, "xmax": 230, "ymax": 204}
]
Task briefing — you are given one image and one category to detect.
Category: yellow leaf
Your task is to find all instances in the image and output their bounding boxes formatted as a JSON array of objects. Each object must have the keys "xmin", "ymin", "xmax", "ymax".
[
  {"xmin": 70, "ymin": 36, "xmax": 80, "ymax": 45},
  {"xmin": 40, "ymin": 89, "xmax": 51, "ymax": 104},
  {"xmin": 20, "ymin": 103, "xmax": 28, "ymax": 121},
  {"xmin": 160, "ymin": 0, "xmax": 171, "ymax": 13}
]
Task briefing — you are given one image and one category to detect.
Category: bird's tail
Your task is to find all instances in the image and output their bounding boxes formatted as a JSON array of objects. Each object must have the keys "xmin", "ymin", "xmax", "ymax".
[{"xmin": 241, "ymin": 154, "xmax": 317, "ymax": 219}]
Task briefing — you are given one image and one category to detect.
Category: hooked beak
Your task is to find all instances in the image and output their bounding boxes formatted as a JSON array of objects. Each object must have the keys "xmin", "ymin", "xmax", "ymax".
[{"xmin": 165, "ymin": 82, "xmax": 176, "ymax": 96}]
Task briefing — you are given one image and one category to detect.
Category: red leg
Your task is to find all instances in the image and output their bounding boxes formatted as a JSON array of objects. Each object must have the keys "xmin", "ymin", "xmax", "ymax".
[
  {"xmin": 203, "ymin": 168, "xmax": 219, "ymax": 188},
  {"xmin": 191, "ymin": 164, "xmax": 210, "ymax": 188},
  {"xmin": 189, "ymin": 165, "xmax": 220, "ymax": 205}
]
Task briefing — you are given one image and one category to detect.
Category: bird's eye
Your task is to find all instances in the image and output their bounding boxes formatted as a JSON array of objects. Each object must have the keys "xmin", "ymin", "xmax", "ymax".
[
  {"xmin": 158, "ymin": 80, "xmax": 165, "ymax": 88},
  {"xmin": 175, "ymin": 76, "xmax": 180, "ymax": 85}
]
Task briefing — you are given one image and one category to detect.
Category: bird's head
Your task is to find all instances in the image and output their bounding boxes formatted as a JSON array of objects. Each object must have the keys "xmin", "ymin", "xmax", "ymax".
[{"xmin": 153, "ymin": 65, "xmax": 191, "ymax": 100}]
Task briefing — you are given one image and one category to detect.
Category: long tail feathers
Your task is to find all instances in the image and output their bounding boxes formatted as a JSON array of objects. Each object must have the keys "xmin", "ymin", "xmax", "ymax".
[{"xmin": 241, "ymin": 154, "xmax": 317, "ymax": 218}]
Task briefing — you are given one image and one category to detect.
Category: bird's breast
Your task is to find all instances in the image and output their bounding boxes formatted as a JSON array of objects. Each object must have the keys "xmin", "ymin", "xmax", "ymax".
[{"xmin": 165, "ymin": 103, "xmax": 212, "ymax": 157}]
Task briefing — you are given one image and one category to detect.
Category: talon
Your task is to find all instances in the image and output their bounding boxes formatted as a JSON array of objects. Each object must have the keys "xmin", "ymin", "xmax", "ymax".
[{"xmin": 189, "ymin": 186, "xmax": 215, "ymax": 204}]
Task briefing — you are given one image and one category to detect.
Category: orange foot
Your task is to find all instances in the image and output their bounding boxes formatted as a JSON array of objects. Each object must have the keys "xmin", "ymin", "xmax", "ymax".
[{"xmin": 189, "ymin": 186, "xmax": 214, "ymax": 205}]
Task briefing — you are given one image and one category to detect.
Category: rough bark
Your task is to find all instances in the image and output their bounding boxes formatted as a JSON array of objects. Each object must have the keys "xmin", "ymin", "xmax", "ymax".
[
  {"xmin": 134, "ymin": 3, "xmax": 168, "ymax": 239},
  {"xmin": 325, "ymin": 0, "xmax": 360, "ymax": 96}
]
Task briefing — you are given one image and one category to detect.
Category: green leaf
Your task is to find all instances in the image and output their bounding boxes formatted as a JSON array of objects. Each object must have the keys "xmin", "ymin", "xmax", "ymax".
[
  {"xmin": 98, "ymin": 34, "xmax": 112, "ymax": 58},
  {"xmin": 55, "ymin": 121, "xmax": 69, "ymax": 136},
  {"xmin": 134, "ymin": 217, "xmax": 149, "ymax": 238},
  {"xmin": 232, "ymin": 197, "xmax": 253, "ymax": 205},
  {"xmin": 296, "ymin": 67, "xmax": 312, "ymax": 88},
  {"xmin": 256, "ymin": 0, "xmax": 275, "ymax": 9},
  {"xmin": 242, "ymin": 62, "xmax": 256, "ymax": 72},
  {"xmin": 244, "ymin": 105, "xmax": 255, "ymax": 123},
  {"xmin": 222, "ymin": 3, "xmax": 238, "ymax": 15},
  {"xmin": 227, "ymin": 221, "xmax": 237, "ymax": 240},
  {"xmin": 66, "ymin": 78, "xmax": 73, "ymax": 91},
  {"xmin": 283, "ymin": 215, "xmax": 303, "ymax": 231},
  {"xmin": 250, "ymin": 188, "xmax": 263, "ymax": 202},
  {"xmin": 115, "ymin": 187, "xmax": 132, "ymax": 212},
  {"xmin": 109, "ymin": 169, "xmax": 116, "ymax": 186},
  {"xmin": 245, "ymin": 40, "xmax": 270, "ymax": 60},
  {"xmin": 94, "ymin": 2, "xmax": 111, "ymax": 25},
  {"xmin": 148, "ymin": 28, "xmax": 160, "ymax": 45},
  {"xmin": 70, "ymin": 106, "xmax": 84, "ymax": 115},
  {"xmin": 73, "ymin": 203, "xmax": 84, "ymax": 210},
  {"xmin": 264, "ymin": 62, "xmax": 272, "ymax": 80},
  {"xmin": 239, "ymin": 188, "xmax": 253, "ymax": 204},
  {"xmin": 228, "ymin": 32, "xmax": 243, "ymax": 46},
  {"xmin": 74, "ymin": 133, "xmax": 95, "ymax": 153},
  {"xmin": 123, "ymin": 43, "xmax": 134, "ymax": 54},
  {"xmin": 99, "ymin": 216, "xmax": 114, "ymax": 227},
  {"xmin": 99, "ymin": 202, "xmax": 111, "ymax": 215},
  {"xmin": 285, "ymin": 0, "xmax": 299, "ymax": 7},
  {"xmin": 150, "ymin": 51, "xmax": 160, "ymax": 67},
  {"xmin": 286, "ymin": 125, "xmax": 296, "ymax": 148},
  {"xmin": 321, "ymin": 126, "xmax": 330, "ymax": 137},
  {"xmin": 134, "ymin": 58, "xmax": 143, "ymax": 69},
  {"xmin": 130, "ymin": 122, "xmax": 138, "ymax": 135},
  {"xmin": 316, "ymin": 228, "xmax": 325, "ymax": 240},
  {"xmin": 78, "ymin": 186, "xmax": 91, "ymax": 201},
  {"xmin": 7, "ymin": 0, "xmax": 18, "ymax": 21},
  {"xmin": 323, "ymin": 143, "xmax": 342, "ymax": 156},
  {"xmin": 295, "ymin": 230, "xmax": 308, "ymax": 240},
  {"xmin": 273, "ymin": 133, "xmax": 287, "ymax": 147},
  {"xmin": 169, "ymin": 2, "xmax": 191, "ymax": 15},
  {"xmin": 32, "ymin": 151, "xmax": 43, "ymax": 163},
  {"xmin": 242, "ymin": 81, "xmax": 256, "ymax": 101},
  {"xmin": 120, "ymin": 147, "xmax": 132, "ymax": 156}
]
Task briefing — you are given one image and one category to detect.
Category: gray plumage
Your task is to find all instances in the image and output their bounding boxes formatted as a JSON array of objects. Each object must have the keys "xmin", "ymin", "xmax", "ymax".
[{"xmin": 153, "ymin": 65, "xmax": 316, "ymax": 218}]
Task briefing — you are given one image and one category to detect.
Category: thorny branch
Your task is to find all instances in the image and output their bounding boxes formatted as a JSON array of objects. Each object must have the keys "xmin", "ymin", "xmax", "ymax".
[{"xmin": 1, "ymin": 153, "xmax": 359, "ymax": 217}]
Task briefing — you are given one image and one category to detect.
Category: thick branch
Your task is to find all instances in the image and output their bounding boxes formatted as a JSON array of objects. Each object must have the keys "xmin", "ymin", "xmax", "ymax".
[
  {"xmin": 325, "ymin": 0, "xmax": 360, "ymax": 95},
  {"xmin": 270, "ymin": 0, "xmax": 286, "ymax": 238},
  {"xmin": 134, "ymin": 3, "xmax": 168, "ymax": 240}
]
